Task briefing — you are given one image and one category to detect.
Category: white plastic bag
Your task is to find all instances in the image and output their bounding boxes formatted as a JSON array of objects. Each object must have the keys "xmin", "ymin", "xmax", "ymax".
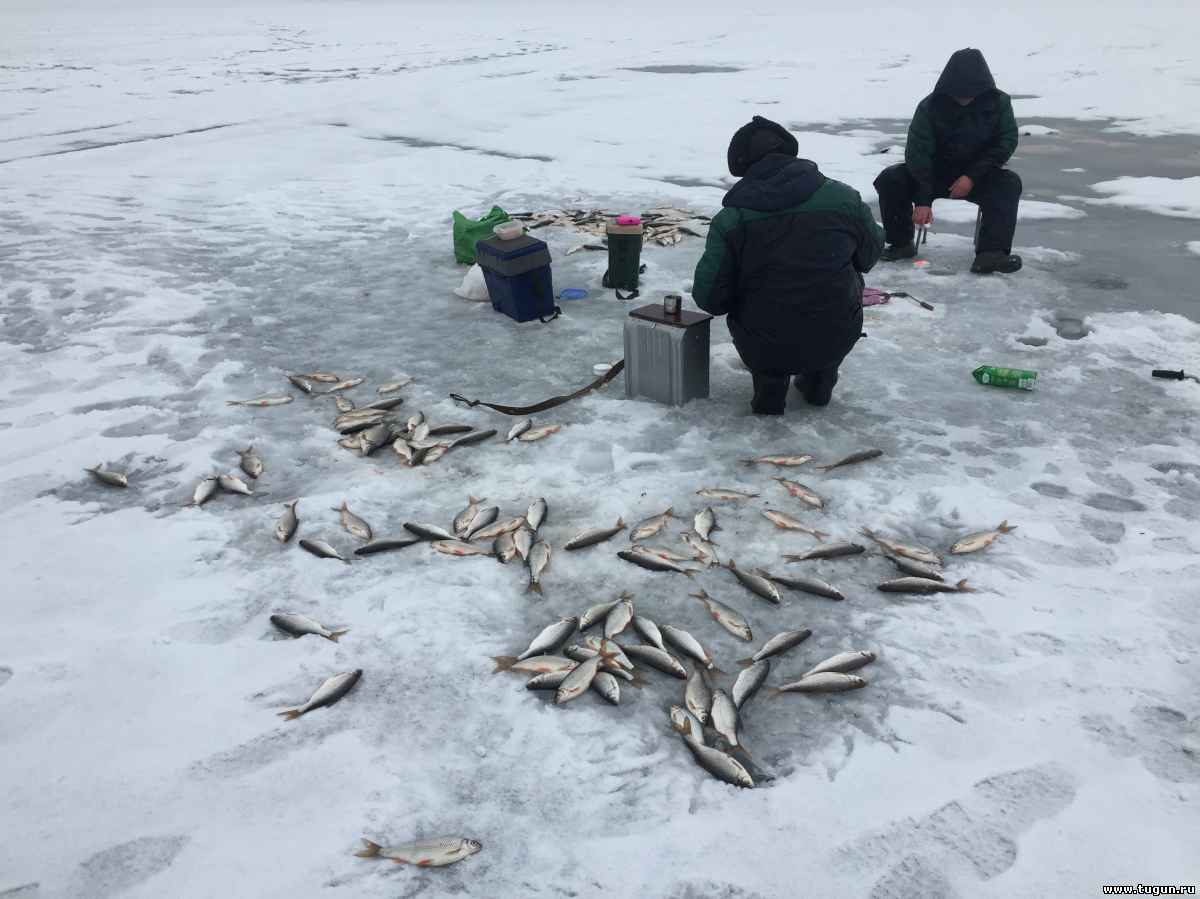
[{"xmin": 454, "ymin": 264, "xmax": 490, "ymax": 302}]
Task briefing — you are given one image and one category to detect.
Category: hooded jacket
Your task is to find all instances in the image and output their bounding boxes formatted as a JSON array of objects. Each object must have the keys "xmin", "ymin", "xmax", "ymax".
[
  {"xmin": 692, "ymin": 153, "xmax": 883, "ymax": 374},
  {"xmin": 905, "ymin": 48, "xmax": 1018, "ymax": 205}
]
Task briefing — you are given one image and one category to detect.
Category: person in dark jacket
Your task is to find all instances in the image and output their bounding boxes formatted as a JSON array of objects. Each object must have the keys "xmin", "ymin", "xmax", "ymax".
[
  {"xmin": 874, "ymin": 48, "xmax": 1023, "ymax": 274},
  {"xmin": 693, "ymin": 116, "xmax": 883, "ymax": 415}
]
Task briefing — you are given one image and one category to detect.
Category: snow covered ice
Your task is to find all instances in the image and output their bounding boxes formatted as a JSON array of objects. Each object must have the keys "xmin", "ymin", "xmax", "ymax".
[{"xmin": 2, "ymin": 1, "xmax": 1199, "ymax": 897}]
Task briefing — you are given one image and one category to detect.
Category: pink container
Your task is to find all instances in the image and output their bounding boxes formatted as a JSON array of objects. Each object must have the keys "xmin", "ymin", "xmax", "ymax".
[{"xmin": 615, "ymin": 214, "xmax": 642, "ymax": 226}]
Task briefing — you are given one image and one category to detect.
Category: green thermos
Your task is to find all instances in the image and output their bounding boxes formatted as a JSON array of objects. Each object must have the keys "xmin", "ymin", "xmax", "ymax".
[{"xmin": 603, "ymin": 214, "xmax": 643, "ymax": 297}]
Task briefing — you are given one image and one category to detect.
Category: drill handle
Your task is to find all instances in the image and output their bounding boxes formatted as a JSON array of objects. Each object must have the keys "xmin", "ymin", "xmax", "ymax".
[{"xmin": 1152, "ymin": 369, "xmax": 1186, "ymax": 380}]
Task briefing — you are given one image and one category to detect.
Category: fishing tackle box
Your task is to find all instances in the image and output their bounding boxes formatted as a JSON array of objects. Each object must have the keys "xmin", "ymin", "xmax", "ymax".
[
  {"xmin": 623, "ymin": 303, "xmax": 713, "ymax": 406},
  {"xmin": 474, "ymin": 234, "xmax": 557, "ymax": 323}
]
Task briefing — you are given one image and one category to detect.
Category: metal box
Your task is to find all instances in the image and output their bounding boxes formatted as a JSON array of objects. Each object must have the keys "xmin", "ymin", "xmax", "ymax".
[{"xmin": 623, "ymin": 304, "xmax": 713, "ymax": 406}]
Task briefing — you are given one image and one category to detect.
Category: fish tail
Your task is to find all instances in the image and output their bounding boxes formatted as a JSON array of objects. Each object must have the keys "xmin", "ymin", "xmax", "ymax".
[
  {"xmin": 999, "ymin": 520, "xmax": 1016, "ymax": 533},
  {"xmin": 767, "ymin": 687, "xmax": 785, "ymax": 699},
  {"xmin": 492, "ymin": 655, "xmax": 518, "ymax": 673},
  {"xmin": 354, "ymin": 838, "xmax": 382, "ymax": 858},
  {"xmin": 665, "ymin": 507, "xmax": 674, "ymax": 517},
  {"xmin": 814, "ymin": 530, "xmax": 830, "ymax": 541},
  {"xmin": 527, "ymin": 581, "xmax": 543, "ymax": 595},
  {"xmin": 224, "ymin": 400, "xmax": 239, "ymax": 406},
  {"xmin": 710, "ymin": 665, "xmax": 726, "ymax": 677},
  {"xmin": 782, "ymin": 555, "xmax": 800, "ymax": 563},
  {"xmin": 736, "ymin": 658, "xmax": 753, "ymax": 668},
  {"xmin": 682, "ymin": 570, "xmax": 696, "ymax": 579},
  {"xmin": 278, "ymin": 709, "xmax": 303, "ymax": 721},
  {"xmin": 326, "ymin": 629, "xmax": 350, "ymax": 643},
  {"xmin": 616, "ymin": 517, "xmax": 625, "ymax": 528},
  {"xmin": 956, "ymin": 579, "xmax": 975, "ymax": 592}
]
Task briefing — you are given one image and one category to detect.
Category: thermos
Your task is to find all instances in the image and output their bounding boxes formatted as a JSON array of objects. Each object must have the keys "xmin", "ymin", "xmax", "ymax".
[{"xmin": 604, "ymin": 214, "xmax": 643, "ymax": 297}]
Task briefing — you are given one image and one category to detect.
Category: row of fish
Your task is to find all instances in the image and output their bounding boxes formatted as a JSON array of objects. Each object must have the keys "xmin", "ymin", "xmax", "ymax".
[{"xmin": 509, "ymin": 207, "xmax": 712, "ymax": 249}]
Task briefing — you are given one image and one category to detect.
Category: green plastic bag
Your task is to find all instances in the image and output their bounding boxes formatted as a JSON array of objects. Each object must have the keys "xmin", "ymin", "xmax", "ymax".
[{"xmin": 452, "ymin": 206, "xmax": 510, "ymax": 264}]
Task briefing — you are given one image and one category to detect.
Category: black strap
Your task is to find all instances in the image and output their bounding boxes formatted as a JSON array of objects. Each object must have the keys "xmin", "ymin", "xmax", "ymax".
[
  {"xmin": 615, "ymin": 287, "xmax": 639, "ymax": 301},
  {"xmin": 450, "ymin": 360, "xmax": 625, "ymax": 415},
  {"xmin": 539, "ymin": 305, "xmax": 562, "ymax": 324}
]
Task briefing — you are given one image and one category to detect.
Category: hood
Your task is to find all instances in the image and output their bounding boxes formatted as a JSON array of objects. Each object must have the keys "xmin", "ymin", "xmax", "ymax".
[
  {"xmin": 722, "ymin": 155, "xmax": 825, "ymax": 212},
  {"xmin": 933, "ymin": 48, "xmax": 997, "ymax": 98},
  {"xmin": 727, "ymin": 115, "xmax": 799, "ymax": 177}
]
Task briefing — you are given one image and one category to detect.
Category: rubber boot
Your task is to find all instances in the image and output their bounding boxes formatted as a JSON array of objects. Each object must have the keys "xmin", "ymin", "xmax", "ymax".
[
  {"xmin": 880, "ymin": 242, "xmax": 918, "ymax": 262},
  {"xmin": 795, "ymin": 368, "xmax": 839, "ymax": 407},
  {"xmin": 970, "ymin": 251, "xmax": 1022, "ymax": 274},
  {"xmin": 751, "ymin": 372, "xmax": 789, "ymax": 415}
]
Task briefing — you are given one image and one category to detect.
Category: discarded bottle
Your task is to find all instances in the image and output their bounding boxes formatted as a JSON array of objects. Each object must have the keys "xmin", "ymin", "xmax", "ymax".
[{"xmin": 973, "ymin": 365, "xmax": 1037, "ymax": 390}]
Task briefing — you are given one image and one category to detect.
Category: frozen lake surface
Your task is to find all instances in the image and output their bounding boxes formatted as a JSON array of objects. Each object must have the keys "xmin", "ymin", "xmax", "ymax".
[{"xmin": 2, "ymin": 2, "xmax": 1198, "ymax": 897}]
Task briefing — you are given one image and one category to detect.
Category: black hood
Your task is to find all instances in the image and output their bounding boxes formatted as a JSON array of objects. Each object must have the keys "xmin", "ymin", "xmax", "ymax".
[
  {"xmin": 933, "ymin": 48, "xmax": 997, "ymax": 98},
  {"xmin": 723, "ymin": 155, "xmax": 825, "ymax": 212},
  {"xmin": 727, "ymin": 115, "xmax": 799, "ymax": 177}
]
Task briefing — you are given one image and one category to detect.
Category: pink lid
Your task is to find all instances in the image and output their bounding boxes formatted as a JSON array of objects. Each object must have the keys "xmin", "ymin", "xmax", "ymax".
[{"xmin": 615, "ymin": 214, "xmax": 642, "ymax": 226}]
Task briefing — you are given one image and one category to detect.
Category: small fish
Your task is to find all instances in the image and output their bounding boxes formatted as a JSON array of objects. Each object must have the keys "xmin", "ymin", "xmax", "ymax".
[
  {"xmin": 526, "ymin": 498, "xmax": 548, "ymax": 532},
  {"xmin": 518, "ymin": 616, "xmax": 579, "ymax": 660},
  {"xmin": 685, "ymin": 668, "xmax": 711, "ymax": 723},
  {"xmin": 710, "ymin": 689, "xmax": 739, "ymax": 747},
  {"xmin": 337, "ymin": 436, "xmax": 360, "ymax": 452},
  {"xmin": 432, "ymin": 539, "xmax": 490, "ymax": 557},
  {"xmin": 556, "ymin": 654, "xmax": 602, "ymax": 704},
  {"xmin": 218, "ymin": 474, "xmax": 253, "ymax": 496},
  {"xmin": 563, "ymin": 518, "xmax": 626, "ymax": 550},
  {"xmin": 604, "ymin": 596, "xmax": 634, "ymax": 638},
  {"xmin": 670, "ymin": 705, "xmax": 706, "ymax": 746},
  {"xmin": 391, "ymin": 439, "xmax": 414, "ymax": 464},
  {"xmin": 680, "ymin": 531, "xmax": 720, "ymax": 568},
  {"xmin": 287, "ymin": 374, "xmax": 315, "ymax": 394},
  {"xmin": 518, "ymin": 424, "xmax": 561, "ymax": 442},
  {"xmin": 693, "ymin": 507, "xmax": 717, "ymax": 541},
  {"xmin": 424, "ymin": 443, "xmax": 452, "ymax": 465},
  {"xmin": 950, "ymin": 520, "xmax": 1017, "ymax": 555},
  {"xmin": 357, "ymin": 424, "xmax": 392, "ymax": 456},
  {"xmin": 299, "ymin": 371, "xmax": 340, "ymax": 383},
  {"xmin": 275, "ymin": 499, "xmax": 299, "ymax": 542},
  {"xmin": 85, "ymin": 465, "xmax": 128, "ymax": 488},
  {"xmin": 334, "ymin": 501, "xmax": 372, "ymax": 541},
  {"xmin": 887, "ymin": 554, "xmax": 944, "ymax": 581},
  {"xmin": 404, "ymin": 522, "xmax": 457, "ymax": 542},
  {"xmin": 278, "ymin": 669, "xmax": 362, "ymax": 720},
  {"xmin": 376, "ymin": 377, "xmax": 414, "ymax": 395},
  {"xmin": 334, "ymin": 410, "xmax": 387, "ymax": 434},
  {"xmin": 453, "ymin": 496, "xmax": 486, "ymax": 537},
  {"xmin": 633, "ymin": 615, "xmax": 666, "ymax": 651},
  {"xmin": 513, "ymin": 526, "xmax": 534, "ymax": 561},
  {"xmin": 565, "ymin": 637, "xmax": 634, "ymax": 675},
  {"xmin": 506, "ymin": 418, "xmax": 532, "ymax": 442},
  {"xmin": 410, "ymin": 422, "xmax": 430, "ymax": 444},
  {"xmin": 630, "ymin": 507, "xmax": 673, "ymax": 542},
  {"xmin": 749, "ymin": 629, "xmax": 813, "ymax": 663},
  {"xmin": 493, "ymin": 654, "xmax": 574, "ymax": 674},
  {"xmin": 449, "ymin": 429, "xmax": 497, "ymax": 448},
  {"xmin": 803, "ymin": 650, "xmax": 876, "ymax": 678},
  {"xmin": 690, "ymin": 590, "xmax": 752, "ymax": 641},
  {"xmin": 685, "ymin": 740, "xmax": 754, "ymax": 788},
  {"xmin": 732, "ymin": 660, "xmax": 770, "ymax": 710},
  {"xmin": 761, "ymin": 510, "xmax": 828, "ymax": 540},
  {"xmin": 354, "ymin": 836, "xmax": 481, "ymax": 868},
  {"xmin": 464, "ymin": 506, "xmax": 500, "ymax": 540},
  {"xmin": 695, "ymin": 488, "xmax": 759, "ymax": 501},
  {"xmin": 816, "ymin": 448, "xmax": 884, "ymax": 472},
  {"xmin": 472, "ymin": 517, "xmax": 526, "ymax": 542},
  {"xmin": 493, "ymin": 531, "xmax": 518, "ymax": 563},
  {"xmin": 192, "ymin": 475, "xmax": 219, "ymax": 506},
  {"xmin": 299, "ymin": 538, "xmax": 347, "ymax": 562},
  {"xmin": 226, "ymin": 395, "xmax": 294, "ymax": 407},
  {"xmin": 322, "ymin": 377, "xmax": 364, "ymax": 393},
  {"xmin": 270, "ymin": 613, "xmax": 348, "ymax": 642},
  {"xmin": 622, "ymin": 644, "xmax": 687, "ymax": 679},
  {"xmin": 776, "ymin": 672, "xmax": 867, "ymax": 694},
  {"xmin": 727, "ymin": 561, "xmax": 782, "ymax": 605},
  {"xmin": 878, "ymin": 577, "xmax": 974, "ymax": 594},
  {"xmin": 760, "ymin": 570, "xmax": 844, "ymax": 601},
  {"xmin": 405, "ymin": 411, "xmax": 425, "ymax": 433},
  {"xmin": 773, "ymin": 478, "xmax": 824, "ymax": 509},
  {"xmin": 354, "ymin": 537, "xmax": 420, "ymax": 556},
  {"xmin": 364, "ymin": 396, "xmax": 404, "ymax": 412},
  {"xmin": 579, "ymin": 597, "xmax": 622, "ymax": 630},
  {"xmin": 740, "ymin": 454, "xmax": 814, "ymax": 467},
  {"xmin": 428, "ymin": 424, "xmax": 471, "ymax": 437},
  {"xmin": 591, "ymin": 671, "xmax": 621, "ymax": 705},
  {"xmin": 661, "ymin": 624, "xmax": 714, "ymax": 670},
  {"xmin": 637, "ymin": 544, "xmax": 698, "ymax": 564},
  {"xmin": 860, "ymin": 527, "xmax": 943, "ymax": 566},
  {"xmin": 526, "ymin": 668, "xmax": 575, "ymax": 690},
  {"xmin": 617, "ymin": 549, "xmax": 695, "ymax": 576},
  {"xmin": 527, "ymin": 541, "xmax": 551, "ymax": 594},
  {"xmin": 783, "ymin": 542, "xmax": 865, "ymax": 562},
  {"xmin": 333, "ymin": 395, "xmax": 355, "ymax": 413}
]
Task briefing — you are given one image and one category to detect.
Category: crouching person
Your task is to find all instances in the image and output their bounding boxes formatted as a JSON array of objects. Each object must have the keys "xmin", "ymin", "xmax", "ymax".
[{"xmin": 692, "ymin": 116, "xmax": 883, "ymax": 415}]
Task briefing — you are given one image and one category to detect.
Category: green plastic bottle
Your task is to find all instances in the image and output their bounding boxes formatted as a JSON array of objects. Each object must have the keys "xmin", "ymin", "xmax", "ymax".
[{"xmin": 973, "ymin": 365, "xmax": 1037, "ymax": 390}]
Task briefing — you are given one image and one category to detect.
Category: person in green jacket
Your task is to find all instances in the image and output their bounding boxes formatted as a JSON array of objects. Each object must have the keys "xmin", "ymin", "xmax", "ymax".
[{"xmin": 874, "ymin": 48, "xmax": 1023, "ymax": 274}]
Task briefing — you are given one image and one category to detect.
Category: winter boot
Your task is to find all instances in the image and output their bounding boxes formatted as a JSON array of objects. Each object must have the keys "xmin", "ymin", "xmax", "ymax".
[
  {"xmin": 751, "ymin": 372, "xmax": 789, "ymax": 415},
  {"xmin": 794, "ymin": 368, "xmax": 839, "ymax": 407},
  {"xmin": 880, "ymin": 242, "xmax": 918, "ymax": 262},
  {"xmin": 970, "ymin": 251, "xmax": 1022, "ymax": 274}
]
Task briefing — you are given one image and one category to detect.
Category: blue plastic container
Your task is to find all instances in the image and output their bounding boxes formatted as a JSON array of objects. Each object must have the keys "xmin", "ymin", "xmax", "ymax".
[{"xmin": 475, "ymin": 234, "xmax": 556, "ymax": 323}]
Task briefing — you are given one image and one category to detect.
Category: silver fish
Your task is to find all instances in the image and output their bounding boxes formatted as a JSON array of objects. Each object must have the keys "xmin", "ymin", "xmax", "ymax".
[
  {"xmin": 518, "ymin": 616, "xmax": 579, "ymax": 660},
  {"xmin": 773, "ymin": 478, "xmax": 824, "ymax": 509},
  {"xmin": 526, "ymin": 668, "xmax": 575, "ymax": 690},
  {"xmin": 425, "ymin": 443, "xmax": 452, "ymax": 465},
  {"xmin": 493, "ymin": 654, "xmax": 575, "ymax": 674},
  {"xmin": 192, "ymin": 475, "xmax": 219, "ymax": 506},
  {"xmin": 685, "ymin": 740, "xmax": 754, "ymax": 788},
  {"xmin": 761, "ymin": 510, "xmax": 828, "ymax": 540},
  {"xmin": 685, "ymin": 669, "xmax": 711, "ymax": 723},
  {"xmin": 860, "ymin": 527, "xmax": 943, "ymax": 566},
  {"xmin": 878, "ymin": 577, "xmax": 974, "ymax": 594},
  {"xmin": 950, "ymin": 520, "xmax": 1017, "ymax": 554},
  {"xmin": 449, "ymin": 429, "xmax": 497, "ymax": 448},
  {"xmin": 85, "ymin": 465, "xmax": 128, "ymax": 488},
  {"xmin": 428, "ymin": 424, "xmax": 472, "ymax": 437},
  {"xmin": 579, "ymin": 598, "xmax": 622, "ymax": 630},
  {"xmin": 275, "ymin": 499, "xmax": 299, "ymax": 542},
  {"xmin": 887, "ymin": 554, "xmax": 944, "ymax": 581},
  {"xmin": 506, "ymin": 418, "xmax": 532, "ymax": 442},
  {"xmin": 322, "ymin": 377, "xmax": 364, "ymax": 393},
  {"xmin": 513, "ymin": 526, "xmax": 534, "ymax": 561},
  {"xmin": 518, "ymin": 424, "xmax": 561, "ymax": 442},
  {"xmin": 226, "ymin": 395, "xmax": 294, "ymax": 407},
  {"xmin": 670, "ymin": 705, "xmax": 706, "ymax": 746},
  {"xmin": 407, "ymin": 444, "xmax": 433, "ymax": 467},
  {"xmin": 333, "ymin": 395, "xmax": 355, "ymax": 413},
  {"xmin": 270, "ymin": 613, "xmax": 347, "ymax": 642},
  {"xmin": 453, "ymin": 495, "xmax": 486, "ymax": 536},
  {"xmin": 661, "ymin": 624, "xmax": 714, "ymax": 670},
  {"xmin": 354, "ymin": 836, "xmax": 481, "ymax": 868},
  {"xmin": 566, "ymin": 637, "xmax": 634, "ymax": 675},
  {"xmin": 235, "ymin": 446, "xmax": 263, "ymax": 479},
  {"xmin": 357, "ymin": 424, "xmax": 391, "ymax": 456},
  {"xmin": 403, "ymin": 522, "xmax": 457, "ymax": 542},
  {"xmin": 376, "ymin": 377, "xmax": 414, "ymax": 395},
  {"xmin": 432, "ymin": 539, "xmax": 490, "ymax": 557},
  {"xmin": 334, "ymin": 410, "xmax": 387, "ymax": 434},
  {"xmin": 299, "ymin": 371, "xmax": 340, "ymax": 383},
  {"xmin": 803, "ymin": 650, "xmax": 876, "ymax": 678},
  {"xmin": 591, "ymin": 671, "xmax": 621, "ymax": 705},
  {"xmin": 354, "ymin": 537, "xmax": 420, "ymax": 556},
  {"xmin": 363, "ymin": 396, "xmax": 404, "ymax": 412},
  {"xmin": 727, "ymin": 561, "xmax": 782, "ymax": 605},
  {"xmin": 218, "ymin": 473, "xmax": 253, "ymax": 496},
  {"xmin": 337, "ymin": 436, "xmax": 360, "ymax": 452},
  {"xmin": 563, "ymin": 517, "xmax": 626, "ymax": 550},
  {"xmin": 783, "ymin": 542, "xmax": 865, "ymax": 562},
  {"xmin": 405, "ymin": 411, "xmax": 425, "ymax": 433},
  {"xmin": 335, "ymin": 501, "xmax": 372, "ymax": 541},
  {"xmin": 278, "ymin": 669, "xmax": 361, "ymax": 719},
  {"xmin": 474, "ymin": 518, "xmax": 525, "ymax": 544},
  {"xmin": 526, "ymin": 498, "xmax": 548, "ymax": 532},
  {"xmin": 630, "ymin": 507, "xmax": 673, "ymax": 542},
  {"xmin": 693, "ymin": 507, "xmax": 717, "ymax": 542},
  {"xmin": 732, "ymin": 659, "xmax": 770, "ymax": 709},
  {"xmin": 556, "ymin": 654, "xmax": 602, "ymax": 704},
  {"xmin": 464, "ymin": 506, "xmax": 500, "ymax": 540},
  {"xmin": 740, "ymin": 454, "xmax": 813, "ymax": 467},
  {"xmin": 710, "ymin": 689, "xmax": 739, "ymax": 747},
  {"xmin": 690, "ymin": 590, "xmax": 753, "ymax": 641},
  {"xmin": 617, "ymin": 548, "xmax": 695, "ymax": 576},
  {"xmin": 815, "ymin": 448, "xmax": 883, "ymax": 472},
  {"xmin": 776, "ymin": 672, "xmax": 867, "ymax": 693},
  {"xmin": 493, "ymin": 531, "xmax": 518, "ymax": 563},
  {"xmin": 409, "ymin": 422, "xmax": 430, "ymax": 444},
  {"xmin": 604, "ymin": 596, "xmax": 634, "ymax": 638},
  {"xmin": 760, "ymin": 570, "xmax": 844, "ymax": 601},
  {"xmin": 750, "ymin": 629, "xmax": 813, "ymax": 663},
  {"xmin": 695, "ymin": 488, "xmax": 759, "ymax": 501},
  {"xmin": 680, "ymin": 531, "xmax": 720, "ymax": 567},
  {"xmin": 391, "ymin": 439, "xmax": 415, "ymax": 464},
  {"xmin": 633, "ymin": 615, "xmax": 666, "ymax": 651},
  {"xmin": 299, "ymin": 538, "xmax": 347, "ymax": 562},
  {"xmin": 286, "ymin": 374, "xmax": 315, "ymax": 394},
  {"xmin": 638, "ymin": 544, "xmax": 697, "ymax": 564},
  {"xmin": 527, "ymin": 540, "xmax": 551, "ymax": 594},
  {"xmin": 622, "ymin": 644, "xmax": 687, "ymax": 679}
]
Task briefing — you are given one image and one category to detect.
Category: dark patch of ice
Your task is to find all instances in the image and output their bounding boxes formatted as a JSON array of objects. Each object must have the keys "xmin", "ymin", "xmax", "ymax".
[
  {"xmin": 622, "ymin": 65, "xmax": 743, "ymax": 74},
  {"xmin": 1018, "ymin": 335, "xmax": 1048, "ymax": 347},
  {"xmin": 1083, "ymin": 493, "xmax": 1146, "ymax": 513},
  {"xmin": 1079, "ymin": 513, "xmax": 1125, "ymax": 543},
  {"xmin": 68, "ymin": 836, "xmax": 188, "ymax": 899},
  {"xmin": 365, "ymin": 134, "xmax": 553, "ymax": 162},
  {"xmin": 1030, "ymin": 481, "xmax": 1070, "ymax": 499}
]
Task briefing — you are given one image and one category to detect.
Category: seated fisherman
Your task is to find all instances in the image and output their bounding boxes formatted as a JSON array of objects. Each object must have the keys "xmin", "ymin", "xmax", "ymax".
[
  {"xmin": 874, "ymin": 47, "xmax": 1023, "ymax": 274},
  {"xmin": 692, "ymin": 116, "xmax": 883, "ymax": 415}
]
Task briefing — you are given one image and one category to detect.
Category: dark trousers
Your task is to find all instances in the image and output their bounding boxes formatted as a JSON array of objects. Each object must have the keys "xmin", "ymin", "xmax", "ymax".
[
  {"xmin": 873, "ymin": 163, "xmax": 1022, "ymax": 254},
  {"xmin": 751, "ymin": 367, "xmax": 840, "ymax": 414}
]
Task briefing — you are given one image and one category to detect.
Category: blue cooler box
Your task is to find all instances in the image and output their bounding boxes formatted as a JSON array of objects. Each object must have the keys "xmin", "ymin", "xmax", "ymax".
[{"xmin": 475, "ymin": 234, "xmax": 556, "ymax": 323}]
